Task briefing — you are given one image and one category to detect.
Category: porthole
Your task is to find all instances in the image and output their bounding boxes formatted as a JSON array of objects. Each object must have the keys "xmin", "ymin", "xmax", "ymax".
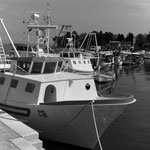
[
  {"xmin": 73, "ymin": 61, "xmax": 76, "ymax": 64},
  {"xmin": 85, "ymin": 83, "xmax": 90, "ymax": 90}
]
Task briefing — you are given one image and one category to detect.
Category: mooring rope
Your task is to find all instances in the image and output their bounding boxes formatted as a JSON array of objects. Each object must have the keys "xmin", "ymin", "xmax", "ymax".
[{"xmin": 91, "ymin": 101, "xmax": 103, "ymax": 150}]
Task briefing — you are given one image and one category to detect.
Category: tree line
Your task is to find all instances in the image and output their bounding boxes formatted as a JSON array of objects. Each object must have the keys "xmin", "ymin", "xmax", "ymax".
[{"xmin": 53, "ymin": 29, "xmax": 150, "ymax": 51}]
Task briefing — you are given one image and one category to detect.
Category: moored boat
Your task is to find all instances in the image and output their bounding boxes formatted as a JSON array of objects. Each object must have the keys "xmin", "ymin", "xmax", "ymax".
[
  {"xmin": 0, "ymin": 56, "xmax": 136, "ymax": 149},
  {"xmin": 94, "ymin": 70, "xmax": 115, "ymax": 83},
  {"xmin": 0, "ymin": 14, "xmax": 136, "ymax": 149}
]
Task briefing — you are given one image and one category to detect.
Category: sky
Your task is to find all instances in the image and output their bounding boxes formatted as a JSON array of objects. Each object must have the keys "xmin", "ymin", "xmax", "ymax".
[{"xmin": 0, "ymin": 0, "xmax": 150, "ymax": 43}]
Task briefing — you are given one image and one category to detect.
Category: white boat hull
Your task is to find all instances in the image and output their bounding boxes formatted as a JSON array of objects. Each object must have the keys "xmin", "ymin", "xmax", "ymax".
[{"xmin": 0, "ymin": 95, "xmax": 135, "ymax": 149}]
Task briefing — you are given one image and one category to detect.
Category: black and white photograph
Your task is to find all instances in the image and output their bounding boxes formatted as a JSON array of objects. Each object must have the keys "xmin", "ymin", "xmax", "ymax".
[{"xmin": 0, "ymin": 0, "xmax": 149, "ymax": 150}]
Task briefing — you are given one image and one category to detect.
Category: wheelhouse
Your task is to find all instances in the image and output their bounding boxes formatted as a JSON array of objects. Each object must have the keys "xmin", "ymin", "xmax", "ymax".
[
  {"xmin": 10, "ymin": 57, "xmax": 63, "ymax": 74},
  {"xmin": 60, "ymin": 51, "xmax": 83, "ymax": 58}
]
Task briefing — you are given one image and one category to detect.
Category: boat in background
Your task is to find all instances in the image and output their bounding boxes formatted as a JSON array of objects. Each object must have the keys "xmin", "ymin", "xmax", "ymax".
[
  {"xmin": 121, "ymin": 52, "xmax": 143, "ymax": 66},
  {"xmin": 94, "ymin": 68, "xmax": 115, "ymax": 83},
  {"xmin": 58, "ymin": 30, "xmax": 116, "ymax": 83},
  {"xmin": 59, "ymin": 33, "xmax": 94, "ymax": 76}
]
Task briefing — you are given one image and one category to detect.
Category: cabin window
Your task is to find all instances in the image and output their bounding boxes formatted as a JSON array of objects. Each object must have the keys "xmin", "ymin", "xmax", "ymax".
[
  {"xmin": 6, "ymin": 60, "xmax": 11, "ymax": 64},
  {"xmin": 10, "ymin": 79, "xmax": 18, "ymax": 88},
  {"xmin": 56, "ymin": 61, "xmax": 63, "ymax": 72},
  {"xmin": 31, "ymin": 62, "xmax": 43, "ymax": 74},
  {"xmin": 17, "ymin": 61, "xmax": 31, "ymax": 72},
  {"xmin": 0, "ymin": 77, "xmax": 5, "ymax": 85},
  {"xmin": 83, "ymin": 60, "xmax": 86, "ymax": 64},
  {"xmin": 70, "ymin": 53, "xmax": 74, "ymax": 58},
  {"xmin": 75, "ymin": 53, "xmax": 79, "ymax": 57},
  {"xmin": 85, "ymin": 83, "xmax": 90, "ymax": 90},
  {"xmin": 25, "ymin": 83, "xmax": 35, "ymax": 93},
  {"xmin": 79, "ymin": 61, "xmax": 81, "ymax": 64},
  {"xmin": 43, "ymin": 62, "xmax": 57, "ymax": 73},
  {"xmin": 63, "ymin": 53, "xmax": 69, "ymax": 57}
]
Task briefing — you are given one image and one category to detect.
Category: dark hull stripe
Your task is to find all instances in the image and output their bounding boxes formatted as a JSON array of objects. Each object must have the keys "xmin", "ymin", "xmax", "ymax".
[{"xmin": 0, "ymin": 103, "xmax": 30, "ymax": 117}]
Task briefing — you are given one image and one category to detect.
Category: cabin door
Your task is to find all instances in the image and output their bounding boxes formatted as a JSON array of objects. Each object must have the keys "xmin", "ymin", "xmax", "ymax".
[{"xmin": 44, "ymin": 85, "xmax": 56, "ymax": 103}]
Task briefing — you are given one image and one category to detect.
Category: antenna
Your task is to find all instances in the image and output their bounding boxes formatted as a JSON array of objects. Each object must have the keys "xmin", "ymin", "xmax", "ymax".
[{"xmin": 46, "ymin": 1, "xmax": 51, "ymax": 52}]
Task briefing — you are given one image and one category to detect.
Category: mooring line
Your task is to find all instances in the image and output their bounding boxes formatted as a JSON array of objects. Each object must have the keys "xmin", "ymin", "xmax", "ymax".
[{"xmin": 91, "ymin": 101, "xmax": 103, "ymax": 150}]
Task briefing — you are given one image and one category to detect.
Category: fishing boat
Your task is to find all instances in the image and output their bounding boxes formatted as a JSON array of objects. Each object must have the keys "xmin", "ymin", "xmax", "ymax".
[
  {"xmin": 0, "ymin": 56, "xmax": 136, "ymax": 149},
  {"xmin": 59, "ymin": 34, "xmax": 94, "ymax": 76},
  {"xmin": 60, "ymin": 45, "xmax": 115, "ymax": 83},
  {"xmin": 60, "ymin": 50, "xmax": 94, "ymax": 75},
  {"xmin": 0, "ymin": 17, "xmax": 136, "ymax": 149},
  {"xmin": 58, "ymin": 30, "xmax": 115, "ymax": 83},
  {"xmin": 94, "ymin": 69, "xmax": 115, "ymax": 83},
  {"xmin": 100, "ymin": 51, "xmax": 114, "ymax": 67},
  {"xmin": 121, "ymin": 52, "xmax": 142, "ymax": 66}
]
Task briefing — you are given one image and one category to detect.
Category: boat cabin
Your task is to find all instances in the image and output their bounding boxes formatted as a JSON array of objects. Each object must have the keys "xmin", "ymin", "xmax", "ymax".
[
  {"xmin": 0, "ymin": 56, "xmax": 98, "ymax": 106},
  {"xmin": 10, "ymin": 57, "xmax": 63, "ymax": 74},
  {"xmin": 60, "ymin": 51, "xmax": 94, "ymax": 75}
]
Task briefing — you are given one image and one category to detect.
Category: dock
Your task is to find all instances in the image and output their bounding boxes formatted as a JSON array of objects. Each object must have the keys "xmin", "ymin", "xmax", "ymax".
[{"xmin": 0, "ymin": 109, "xmax": 45, "ymax": 150}]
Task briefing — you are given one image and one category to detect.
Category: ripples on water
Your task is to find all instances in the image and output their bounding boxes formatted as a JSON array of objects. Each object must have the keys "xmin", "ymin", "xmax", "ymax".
[{"xmin": 42, "ymin": 60, "xmax": 150, "ymax": 150}]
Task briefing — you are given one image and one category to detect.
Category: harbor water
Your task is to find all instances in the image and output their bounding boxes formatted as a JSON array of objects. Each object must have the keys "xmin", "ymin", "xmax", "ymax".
[{"xmin": 42, "ymin": 60, "xmax": 150, "ymax": 150}]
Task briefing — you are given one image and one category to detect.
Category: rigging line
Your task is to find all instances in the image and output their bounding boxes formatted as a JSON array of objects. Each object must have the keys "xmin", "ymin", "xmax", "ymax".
[
  {"xmin": 14, "ymin": 64, "xmax": 28, "ymax": 74},
  {"xmin": 91, "ymin": 101, "xmax": 103, "ymax": 150}
]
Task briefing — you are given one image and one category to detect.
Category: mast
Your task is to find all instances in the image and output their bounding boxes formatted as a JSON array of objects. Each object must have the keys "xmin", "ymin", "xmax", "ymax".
[
  {"xmin": 0, "ymin": 19, "xmax": 20, "ymax": 57},
  {"xmin": 47, "ymin": 2, "xmax": 51, "ymax": 53}
]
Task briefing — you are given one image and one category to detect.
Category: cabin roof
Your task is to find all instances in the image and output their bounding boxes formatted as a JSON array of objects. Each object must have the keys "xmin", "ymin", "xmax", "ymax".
[
  {"xmin": 11, "ymin": 56, "xmax": 63, "ymax": 62},
  {"xmin": 4, "ymin": 71, "xmax": 93, "ymax": 83}
]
